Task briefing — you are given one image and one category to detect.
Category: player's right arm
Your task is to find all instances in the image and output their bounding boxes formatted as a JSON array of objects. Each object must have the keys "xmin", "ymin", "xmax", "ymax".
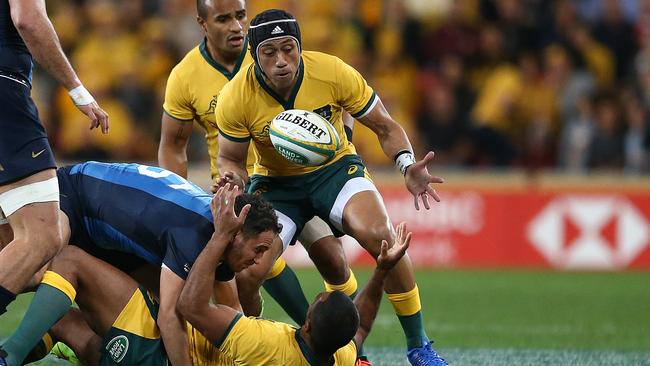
[
  {"xmin": 8, "ymin": 0, "xmax": 108, "ymax": 133},
  {"xmin": 214, "ymin": 83, "xmax": 251, "ymax": 190},
  {"xmin": 215, "ymin": 135, "xmax": 249, "ymax": 190},
  {"xmin": 159, "ymin": 67, "xmax": 195, "ymax": 178},
  {"xmin": 158, "ymin": 113, "xmax": 194, "ymax": 179},
  {"xmin": 353, "ymin": 222, "xmax": 411, "ymax": 347}
]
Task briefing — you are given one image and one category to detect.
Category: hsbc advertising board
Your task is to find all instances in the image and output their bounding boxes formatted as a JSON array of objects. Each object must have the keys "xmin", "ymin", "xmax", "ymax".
[{"xmin": 283, "ymin": 181, "xmax": 650, "ymax": 270}]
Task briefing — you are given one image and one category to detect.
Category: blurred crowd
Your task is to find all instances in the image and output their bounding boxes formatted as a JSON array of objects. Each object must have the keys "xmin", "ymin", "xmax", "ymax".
[{"xmin": 37, "ymin": 0, "xmax": 650, "ymax": 174}]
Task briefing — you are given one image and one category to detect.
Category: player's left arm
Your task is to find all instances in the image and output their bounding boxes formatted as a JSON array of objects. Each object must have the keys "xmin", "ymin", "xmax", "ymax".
[
  {"xmin": 178, "ymin": 184, "xmax": 250, "ymax": 343},
  {"xmin": 357, "ymin": 100, "xmax": 444, "ymax": 210},
  {"xmin": 158, "ymin": 268, "xmax": 192, "ymax": 366},
  {"xmin": 353, "ymin": 222, "xmax": 411, "ymax": 347}
]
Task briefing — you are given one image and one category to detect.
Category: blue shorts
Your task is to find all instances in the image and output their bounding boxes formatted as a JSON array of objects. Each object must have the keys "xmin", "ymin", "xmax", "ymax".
[{"xmin": 0, "ymin": 72, "xmax": 55, "ymax": 184}]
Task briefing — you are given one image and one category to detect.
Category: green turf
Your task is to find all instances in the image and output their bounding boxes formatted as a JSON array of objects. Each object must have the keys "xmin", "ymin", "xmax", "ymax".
[
  {"xmin": 261, "ymin": 269, "xmax": 650, "ymax": 351},
  {"xmin": 2, "ymin": 269, "xmax": 649, "ymax": 365}
]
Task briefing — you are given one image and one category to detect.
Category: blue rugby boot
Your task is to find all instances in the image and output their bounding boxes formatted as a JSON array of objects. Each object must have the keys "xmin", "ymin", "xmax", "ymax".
[{"xmin": 407, "ymin": 340, "xmax": 448, "ymax": 366}]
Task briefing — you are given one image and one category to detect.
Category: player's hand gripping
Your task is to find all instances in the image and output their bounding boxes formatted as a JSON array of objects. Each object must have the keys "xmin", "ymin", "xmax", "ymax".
[
  {"xmin": 211, "ymin": 183, "xmax": 250, "ymax": 240},
  {"xmin": 211, "ymin": 171, "xmax": 246, "ymax": 194},
  {"xmin": 77, "ymin": 101, "xmax": 109, "ymax": 134},
  {"xmin": 404, "ymin": 151, "xmax": 444, "ymax": 210},
  {"xmin": 376, "ymin": 222, "xmax": 411, "ymax": 271}
]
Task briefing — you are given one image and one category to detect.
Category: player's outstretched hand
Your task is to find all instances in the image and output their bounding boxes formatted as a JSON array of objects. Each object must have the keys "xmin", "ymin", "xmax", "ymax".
[
  {"xmin": 404, "ymin": 151, "xmax": 444, "ymax": 210},
  {"xmin": 376, "ymin": 222, "xmax": 411, "ymax": 271},
  {"xmin": 212, "ymin": 171, "xmax": 245, "ymax": 193},
  {"xmin": 211, "ymin": 183, "xmax": 250, "ymax": 240},
  {"xmin": 77, "ymin": 101, "xmax": 109, "ymax": 134}
]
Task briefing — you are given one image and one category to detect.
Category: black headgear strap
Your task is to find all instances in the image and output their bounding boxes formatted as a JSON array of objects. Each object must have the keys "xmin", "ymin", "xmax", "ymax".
[{"xmin": 248, "ymin": 9, "xmax": 302, "ymax": 67}]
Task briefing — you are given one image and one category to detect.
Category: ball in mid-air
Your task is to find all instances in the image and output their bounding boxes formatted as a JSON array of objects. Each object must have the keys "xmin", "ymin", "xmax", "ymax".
[{"xmin": 270, "ymin": 109, "xmax": 340, "ymax": 166}]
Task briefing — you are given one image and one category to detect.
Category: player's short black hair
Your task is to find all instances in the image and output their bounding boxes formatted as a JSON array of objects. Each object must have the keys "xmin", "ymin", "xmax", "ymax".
[
  {"xmin": 196, "ymin": 0, "xmax": 208, "ymax": 18},
  {"xmin": 235, "ymin": 193, "xmax": 282, "ymax": 237},
  {"xmin": 309, "ymin": 291, "xmax": 360, "ymax": 354}
]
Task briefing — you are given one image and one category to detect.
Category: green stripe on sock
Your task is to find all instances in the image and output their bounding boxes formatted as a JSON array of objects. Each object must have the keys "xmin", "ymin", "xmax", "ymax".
[
  {"xmin": 397, "ymin": 311, "xmax": 429, "ymax": 350},
  {"xmin": 262, "ymin": 265, "xmax": 309, "ymax": 325}
]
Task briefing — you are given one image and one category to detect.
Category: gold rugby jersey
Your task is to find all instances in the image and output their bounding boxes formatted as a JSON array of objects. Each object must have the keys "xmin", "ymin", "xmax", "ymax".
[
  {"xmin": 219, "ymin": 314, "xmax": 357, "ymax": 365},
  {"xmin": 163, "ymin": 38, "xmax": 256, "ymax": 179},
  {"xmin": 216, "ymin": 51, "xmax": 377, "ymax": 176}
]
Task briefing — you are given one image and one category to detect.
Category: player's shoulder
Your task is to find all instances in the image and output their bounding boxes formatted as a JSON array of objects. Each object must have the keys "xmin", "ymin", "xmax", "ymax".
[
  {"xmin": 219, "ymin": 62, "xmax": 258, "ymax": 99},
  {"xmin": 169, "ymin": 44, "xmax": 203, "ymax": 79},
  {"xmin": 302, "ymin": 50, "xmax": 341, "ymax": 68},
  {"xmin": 302, "ymin": 50, "xmax": 346, "ymax": 81}
]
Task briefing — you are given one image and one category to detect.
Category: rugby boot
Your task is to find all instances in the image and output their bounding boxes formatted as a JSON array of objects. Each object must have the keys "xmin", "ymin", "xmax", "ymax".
[{"xmin": 407, "ymin": 340, "xmax": 448, "ymax": 366}]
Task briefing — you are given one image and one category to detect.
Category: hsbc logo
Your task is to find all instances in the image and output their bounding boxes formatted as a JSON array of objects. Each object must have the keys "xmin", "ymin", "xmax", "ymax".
[{"xmin": 527, "ymin": 195, "xmax": 649, "ymax": 269}]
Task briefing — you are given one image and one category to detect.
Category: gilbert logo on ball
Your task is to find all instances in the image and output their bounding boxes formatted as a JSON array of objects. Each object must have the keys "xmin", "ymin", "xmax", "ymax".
[{"xmin": 270, "ymin": 109, "xmax": 340, "ymax": 166}]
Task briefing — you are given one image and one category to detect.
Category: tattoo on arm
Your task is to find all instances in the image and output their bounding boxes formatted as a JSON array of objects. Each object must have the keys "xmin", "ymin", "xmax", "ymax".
[{"xmin": 173, "ymin": 125, "xmax": 186, "ymax": 145}]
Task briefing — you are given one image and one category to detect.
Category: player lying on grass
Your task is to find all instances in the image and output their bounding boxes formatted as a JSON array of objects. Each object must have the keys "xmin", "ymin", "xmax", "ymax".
[
  {"xmin": 0, "ymin": 162, "xmax": 281, "ymax": 366},
  {"xmin": 2, "ymin": 186, "xmax": 255, "ymax": 366},
  {"xmin": 178, "ymin": 185, "xmax": 412, "ymax": 366}
]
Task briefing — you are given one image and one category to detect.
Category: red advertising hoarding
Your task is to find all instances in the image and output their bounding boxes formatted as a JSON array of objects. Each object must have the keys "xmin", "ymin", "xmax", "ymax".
[{"xmin": 283, "ymin": 178, "xmax": 650, "ymax": 270}]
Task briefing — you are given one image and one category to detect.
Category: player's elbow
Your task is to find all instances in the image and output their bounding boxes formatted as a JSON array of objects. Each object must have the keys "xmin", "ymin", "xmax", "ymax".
[
  {"xmin": 176, "ymin": 291, "xmax": 192, "ymax": 316},
  {"xmin": 10, "ymin": 8, "xmax": 41, "ymax": 35},
  {"xmin": 177, "ymin": 292, "xmax": 202, "ymax": 324},
  {"xmin": 12, "ymin": 16, "xmax": 36, "ymax": 34}
]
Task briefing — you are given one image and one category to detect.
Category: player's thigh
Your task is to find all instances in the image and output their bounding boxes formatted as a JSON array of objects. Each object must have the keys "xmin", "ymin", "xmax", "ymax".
[
  {"xmin": 341, "ymin": 190, "xmax": 395, "ymax": 256},
  {"xmin": 248, "ymin": 174, "xmax": 310, "ymax": 249},
  {"xmin": 298, "ymin": 216, "xmax": 333, "ymax": 250},
  {"xmin": 307, "ymin": 155, "xmax": 390, "ymax": 254},
  {"xmin": 59, "ymin": 246, "xmax": 140, "ymax": 335},
  {"xmin": 0, "ymin": 169, "xmax": 61, "ymax": 244},
  {"xmin": 99, "ymin": 288, "xmax": 166, "ymax": 366}
]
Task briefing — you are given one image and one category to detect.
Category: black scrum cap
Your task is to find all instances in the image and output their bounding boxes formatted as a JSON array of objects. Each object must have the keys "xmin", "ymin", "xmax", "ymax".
[{"xmin": 248, "ymin": 9, "xmax": 301, "ymax": 65}]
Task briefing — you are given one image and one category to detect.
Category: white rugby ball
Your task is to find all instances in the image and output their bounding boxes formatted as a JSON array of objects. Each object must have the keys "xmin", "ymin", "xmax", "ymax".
[{"xmin": 270, "ymin": 109, "xmax": 340, "ymax": 166}]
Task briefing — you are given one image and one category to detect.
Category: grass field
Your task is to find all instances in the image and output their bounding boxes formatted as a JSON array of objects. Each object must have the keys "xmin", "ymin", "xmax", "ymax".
[{"xmin": 2, "ymin": 269, "xmax": 650, "ymax": 365}]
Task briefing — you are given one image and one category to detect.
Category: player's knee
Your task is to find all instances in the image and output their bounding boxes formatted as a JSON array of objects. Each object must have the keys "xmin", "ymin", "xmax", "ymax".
[
  {"xmin": 358, "ymin": 221, "xmax": 394, "ymax": 258},
  {"xmin": 11, "ymin": 223, "xmax": 64, "ymax": 264},
  {"xmin": 34, "ymin": 224, "xmax": 66, "ymax": 259},
  {"xmin": 48, "ymin": 245, "xmax": 84, "ymax": 275}
]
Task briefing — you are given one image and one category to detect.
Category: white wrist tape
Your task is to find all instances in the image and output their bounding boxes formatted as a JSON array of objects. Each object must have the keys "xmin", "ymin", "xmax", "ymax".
[
  {"xmin": 394, "ymin": 150, "xmax": 416, "ymax": 175},
  {"xmin": 68, "ymin": 85, "xmax": 95, "ymax": 106}
]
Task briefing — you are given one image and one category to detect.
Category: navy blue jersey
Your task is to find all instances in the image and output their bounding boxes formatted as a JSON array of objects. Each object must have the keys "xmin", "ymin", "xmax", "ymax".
[
  {"xmin": 57, "ymin": 162, "xmax": 234, "ymax": 281},
  {"xmin": 0, "ymin": 0, "xmax": 32, "ymax": 83}
]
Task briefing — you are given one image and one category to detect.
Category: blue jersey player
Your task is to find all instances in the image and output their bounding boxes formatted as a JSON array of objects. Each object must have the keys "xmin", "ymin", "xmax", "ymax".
[
  {"xmin": 0, "ymin": 162, "xmax": 281, "ymax": 365},
  {"xmin": 0, "ymin": 0, "xmax": 108, "ymax": 325}
]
